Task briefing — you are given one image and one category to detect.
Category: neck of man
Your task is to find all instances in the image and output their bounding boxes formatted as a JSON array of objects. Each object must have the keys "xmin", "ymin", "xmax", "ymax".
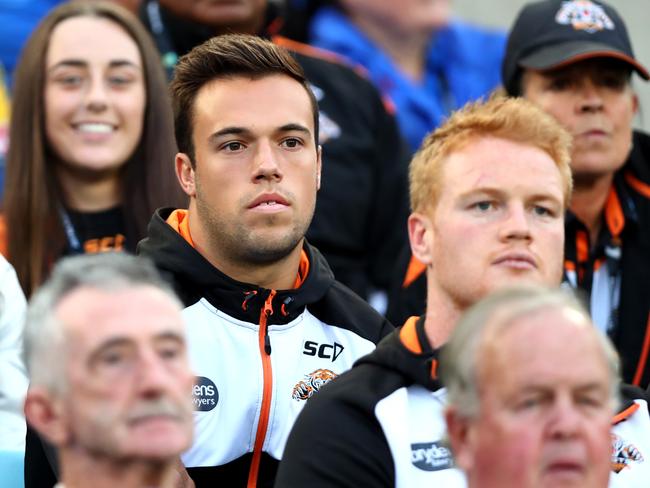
[
  {"xmin": 188, "ymin": 207, "xmax": 303, "ymax": 291},
  {"xmin": 349, "ymin": 14, "xmax": 429, "ymax": 81},
  {"xmin": 569, "ymin": 172, "xmax": 614, "ymax": 247},
  {"xmin": 421, "ymin": 275, "xmax": 464, "ymax": 349},
  {"xmin": 56, "ymin": 165, "xmax": 122, "ymax": 212},
  {"xmin": 59, "ymin": 449, "xmax": 179, "ymax": 488}
]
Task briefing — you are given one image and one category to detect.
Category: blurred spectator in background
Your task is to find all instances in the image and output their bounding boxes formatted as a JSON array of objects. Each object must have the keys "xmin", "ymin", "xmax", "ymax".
[
  {"xmin": 0, "ymin": 0, "xmax": 62, "ymax": 88},
  {"xmin": 137, "ymin": 0, "xmax": 410, "ymax": 304},
  {"xmin": 305, "ymin": 0, "xmax": 506, "ymax": 152},
  {"xmin": 0, "ymin": 255, "xmax": 28, "ymax": 451},
  {"xmin": 505, "ymin": 0, "xmax": 650, "ymax": 388},
  {"xmin": 2, "ymin": 0, "xmax": 185, "ymax": 298},
  {"xmin": 389, "ymin": 0, "xmax": 650, "ymax": 389},
  {"xmin": 23, "ymin": 253, "xmax": 195, "ymax": 488},
  {"xmin": 0, "ymin": 63, "xmax": 9, "ymax": 198}
]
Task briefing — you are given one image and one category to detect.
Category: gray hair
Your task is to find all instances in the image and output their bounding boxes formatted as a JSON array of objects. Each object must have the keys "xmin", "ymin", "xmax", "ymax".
[
  {"xmin": 440, "ymin": 286, "xmax": 621, "ymax": 418},
  {"xmin": 23, "ymin": 253, "xmax": 181, "ymax": 392}
]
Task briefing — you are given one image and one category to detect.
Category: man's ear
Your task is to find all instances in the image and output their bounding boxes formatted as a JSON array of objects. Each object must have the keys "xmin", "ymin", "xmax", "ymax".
[
  {"xmin": 176, "ymin": 153, "xmax": 197, "ymax": 198},
  {"xmin": 408, "ymin": 212, "xmax": 434, "ymax": 266},
  {"xmin": 316, "ymin": 145, "xmax": 322, "ymax": 190},
  {"xmin": 24, "ymin": 387, "xmax": 69, "ymax": 446},
  {"xmin": 445, "ymin": 407, "xmax": 474, "ymax": 472}
]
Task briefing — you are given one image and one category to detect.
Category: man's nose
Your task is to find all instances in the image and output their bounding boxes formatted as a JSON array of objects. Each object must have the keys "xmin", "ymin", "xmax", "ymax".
[
  {"xmin": 252, "ymin": 140, "xmax": 282, "ymax": 182},
  {"xmin": 547, "ymin": 397, "xmax": 583, "ymax": 440},
  {"xmin": 499, "ymin": 203, "xmax": 532, "ymax": 242},
  {"xmin": 136, "ymin": 351, "xmax": 172, "ymax": 398},
  {"xmin": 576, "ymin": 78, "xmax": 604, "ymax": 114}
]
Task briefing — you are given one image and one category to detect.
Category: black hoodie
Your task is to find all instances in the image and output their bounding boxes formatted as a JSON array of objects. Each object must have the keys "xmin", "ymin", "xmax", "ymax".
[
  {"xmin": 137, "ymin": 208, "xmax": 393, "ymax": 487},
  {"xmin": 139, "ymin": 0, "xmax": 410, "ymax": 301},
  {"xmin": 277, "ymin": 317, "xmax": 650, "ymax": 487}
]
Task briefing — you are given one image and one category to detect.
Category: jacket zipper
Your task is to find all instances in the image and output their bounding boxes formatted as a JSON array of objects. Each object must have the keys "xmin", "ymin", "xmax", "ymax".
[{"xmin": 247, "ymin": 290, "xmax": 276, "ymax": 488}]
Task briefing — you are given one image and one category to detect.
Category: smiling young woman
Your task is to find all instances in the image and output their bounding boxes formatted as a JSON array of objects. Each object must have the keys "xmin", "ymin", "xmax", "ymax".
[{"xmin": 3, "ymin": 1, "xmax": 186, "ymax": 297}]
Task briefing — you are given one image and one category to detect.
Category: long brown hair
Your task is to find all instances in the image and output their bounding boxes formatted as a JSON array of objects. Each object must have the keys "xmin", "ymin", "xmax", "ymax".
[{"xmin": 5, "ymin": 0, "xmax": 186, "ymax": 296}]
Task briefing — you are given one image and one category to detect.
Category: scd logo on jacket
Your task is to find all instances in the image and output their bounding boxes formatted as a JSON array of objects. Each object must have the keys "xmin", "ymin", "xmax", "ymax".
[{"xmin": 192, "ymin": 376, "xmax": 219, "ymax": 412}]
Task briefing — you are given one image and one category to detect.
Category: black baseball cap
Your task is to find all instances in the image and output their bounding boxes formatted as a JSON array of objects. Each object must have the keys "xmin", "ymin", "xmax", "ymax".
[{"xmin": 502, "ymin": 0, "xmax": 650, "ymax": 95}]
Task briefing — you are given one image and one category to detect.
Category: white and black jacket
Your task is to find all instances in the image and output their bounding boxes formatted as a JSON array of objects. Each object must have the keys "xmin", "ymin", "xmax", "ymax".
[
  {"xmin": 276, "ymin": 316, "xmax": 650, "ymax": 487},
  {"xmin": 276, "ymin": 315, "xmax": 460, "ymax": 487},
  {"xmin": 137, "ymin": 208, "xmax": 393, "ymax": 487}
]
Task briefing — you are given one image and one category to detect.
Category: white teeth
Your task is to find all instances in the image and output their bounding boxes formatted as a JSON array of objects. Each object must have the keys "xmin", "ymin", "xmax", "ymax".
[
  {"xmin": 77, "ymin": 123, "xmax": 113, "ymax": 134},
  {"xmin": 262, "ymin": 201, "xmax": 277, "ymax": 206}
]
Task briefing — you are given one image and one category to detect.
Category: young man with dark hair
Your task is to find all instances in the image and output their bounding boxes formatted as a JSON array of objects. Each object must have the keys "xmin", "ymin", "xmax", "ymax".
[
  {"xmin": 136, "ymin": 34, "xmax": 392, "ymax": 488},
  {"xmin": 139, "ymin": 0, "xmax": 410, "ymax": 302}
]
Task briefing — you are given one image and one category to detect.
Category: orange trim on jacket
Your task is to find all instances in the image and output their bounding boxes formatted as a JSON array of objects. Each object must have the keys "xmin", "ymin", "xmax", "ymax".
[
  {"xmin": 247, "ymin": 290, "xmax": 277, "ymax": 488},
  {"xmin": 399, "ymin": 316, "xmax": 422, "ymax": 354},
  {"xmin": 0, "ymin": 215, "xmax": 7, "ymax": 258},
  {"xmin": 399, "ymin": 316, "xmax": 437, "ymax": 380},
  {"xmin": 612, "ymin": 402, "xmax": 640, "ymax": 425},
  {"xmin": 625, "ymin": 171, "xmax": 650, "ymax": 198},
  {"xmin": 402, "ymin": 256, "xmax": 426, "ymax": 288},
  {"xmin": 605, "ymin": 185, "xmax": 625, "ymax": 239}
]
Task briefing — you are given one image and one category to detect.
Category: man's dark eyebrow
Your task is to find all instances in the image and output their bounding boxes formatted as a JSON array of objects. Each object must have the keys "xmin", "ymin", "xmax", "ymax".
[
  {"xmin": 278, "ymin": 123, "xmax": 311, "ymax": 135},
  {"xmin": 47, "ymin": 59, "xmax": 141, "ymax": 73},
  {"xmin": 208, "ymin": 127, "xmax": 251, "ymax": 144},
  {"xmin": 207, "ymin": 123, "xmax": 312, "ymax": 145}
]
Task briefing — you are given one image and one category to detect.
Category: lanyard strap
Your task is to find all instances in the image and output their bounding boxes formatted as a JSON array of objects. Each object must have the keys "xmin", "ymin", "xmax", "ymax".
[
  {"xmin": 58, "ymin": 206, "xmax": 82, "ymax": 254},
  {"xmin": 145, "ymin": 0, "xmax": 178, "ymax": 80}
]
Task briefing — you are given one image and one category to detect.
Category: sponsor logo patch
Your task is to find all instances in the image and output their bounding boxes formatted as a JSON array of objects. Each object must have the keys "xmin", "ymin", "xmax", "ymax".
[
  {"xmin": 192, "ymin": 376, "xmax": 219, "ymax": 412},
  {"xmin": 611, "ymin": 433, "xmax": 644, "ymax": 473},
  {"xmin": 302, "ymin": 340, "xmax": 345, "ymax": 361},
  {"xmin": 555, "ymin": 0, "xmax": 615, "ymax": 33},
  {"xmin": 292, "ymin": 368, "xmax": 338, "ymax": 401},
  {"xmin": 411, "ymin": 441, "xmax": 455, "ymax": 472}
]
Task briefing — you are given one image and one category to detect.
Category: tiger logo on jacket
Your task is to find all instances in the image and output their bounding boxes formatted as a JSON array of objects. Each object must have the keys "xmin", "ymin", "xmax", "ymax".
[{"xmin": 292, "ymin": 368, "xmax": 338, "ymax": 401}]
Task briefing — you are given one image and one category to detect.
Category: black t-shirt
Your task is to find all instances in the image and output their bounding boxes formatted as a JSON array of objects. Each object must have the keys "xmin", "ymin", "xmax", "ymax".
[{"xmin": 62, "ymin": 206, "xmax": 128, "ymax": 255}]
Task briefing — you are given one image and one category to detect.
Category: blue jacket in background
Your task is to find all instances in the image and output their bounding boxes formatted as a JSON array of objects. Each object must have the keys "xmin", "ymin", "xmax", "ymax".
[
  {"xmin": 0, "ymin": 0, "xmax": 63, "ymax": 88},
  {"xmin": 310, "ymin": 7, "xmax": 506, "ymax": 152}
]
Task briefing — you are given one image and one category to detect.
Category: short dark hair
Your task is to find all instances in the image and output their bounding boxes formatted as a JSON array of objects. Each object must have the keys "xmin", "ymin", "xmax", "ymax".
[{"xmin": 170, "ymin": 34, "xmax": 319, "ymax": 165}]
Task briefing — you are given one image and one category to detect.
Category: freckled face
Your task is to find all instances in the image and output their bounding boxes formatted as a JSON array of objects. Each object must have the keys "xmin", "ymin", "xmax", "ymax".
[{"xmin": 422, "ymin": 136, "xmax": 565, "ymax": 308}]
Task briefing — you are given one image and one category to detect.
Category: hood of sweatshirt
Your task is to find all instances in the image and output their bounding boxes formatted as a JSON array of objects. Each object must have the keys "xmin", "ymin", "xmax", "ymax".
[{"xmin": 137, "ymin": 207, "xmax": 336, "ymax": 325}]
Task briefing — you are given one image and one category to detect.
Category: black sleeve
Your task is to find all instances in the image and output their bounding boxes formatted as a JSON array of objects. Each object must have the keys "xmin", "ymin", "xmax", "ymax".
[
  {"xmin": 275, "ymin": 379, "xmax": 394, "ymax": 487},
  {"xmin": 24, "ymin": 425, "xmax": 58, "ymax": 488}
]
